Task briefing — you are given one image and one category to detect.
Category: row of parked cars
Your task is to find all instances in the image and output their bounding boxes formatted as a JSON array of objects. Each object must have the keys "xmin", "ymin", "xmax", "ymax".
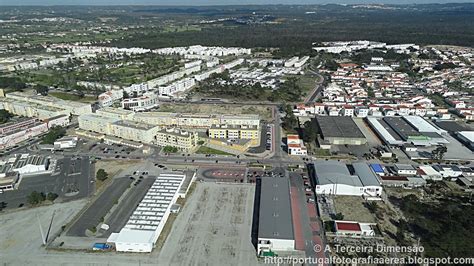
[
  {"xmin": 265, "ymin": 125, "xmax": 272, "ymax": 151},
  {"xmin": 303, "ymin": 174, "xmax": 315, "ymax": 203}
]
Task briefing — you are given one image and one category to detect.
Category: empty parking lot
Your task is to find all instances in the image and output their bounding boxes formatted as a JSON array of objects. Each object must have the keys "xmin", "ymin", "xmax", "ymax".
[{"xmin": 157, "ymin": 182, "xmax": 258, "ymax": 265}]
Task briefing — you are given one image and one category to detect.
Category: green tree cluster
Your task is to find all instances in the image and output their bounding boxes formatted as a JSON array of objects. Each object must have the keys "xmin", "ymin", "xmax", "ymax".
[
  {"xmin": 41, "ymin": 126, "xmax": 66, "ymax": 144},
  {"xmin": 0, "ymin": 109, "xmax": 13, "ymax": 124},
  {"xmin": 96, "ymin": 169, "xmax": 109, "ymax": 181}
]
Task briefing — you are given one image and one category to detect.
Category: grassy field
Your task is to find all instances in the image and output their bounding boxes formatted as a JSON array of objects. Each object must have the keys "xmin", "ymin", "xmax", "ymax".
[
  {"xmin": 196, "ymin": 146, "xmax": 233, "ymax": 156},
  {"xmin": 49, "ymin": 92, "xmax": 97, "ymax": 103}
]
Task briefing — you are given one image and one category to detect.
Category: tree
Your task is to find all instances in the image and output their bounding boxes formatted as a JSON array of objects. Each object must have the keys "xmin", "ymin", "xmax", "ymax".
[
  {"xmin": 96, "ymin": 169, "xmax": 109, "ymax": 181},
  {"xmin": 302, "ymin": 120, "xmax": 317, "ymax": 143},
  {"xmin": 431, "ymin": 146, "xmax": 447, "ymax": 161},
  {"xmin": 34, "ymin": 84, "xmax": 49, "ymax": 96},
  {"xmin": 46, "ymin": 192, "xmax": 59, "ymax": 202},
  {"xmin": 366, "ymin": 201, "xmax": 379, "ymax": 213},
  {"xmin": 42, "ymin": 126, "xmax": 66, "ymax": 144},
  {"xmin": 27, "ymin": 191, "xmax": 46, "ymax": 205},
  {"xmin": 334, "ymin": 212, "xmax": 344, "ymax": 220},
  {"xmin": 0, "ymin": 109, "xmax": 13, "ymax": 124},
  {"xmin": 163, "ymin": 146, "xmax": 178, "ymax": 153}
]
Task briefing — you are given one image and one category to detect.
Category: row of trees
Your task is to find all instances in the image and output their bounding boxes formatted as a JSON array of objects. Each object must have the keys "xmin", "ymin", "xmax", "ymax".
[{"xmin": 27, "ymin": 191, "xmax": 58, "ymax": 205}]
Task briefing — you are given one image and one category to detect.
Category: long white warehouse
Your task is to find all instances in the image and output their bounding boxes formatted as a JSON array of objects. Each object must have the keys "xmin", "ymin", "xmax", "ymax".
[{"xmin": 107, "ymin": 173, "xmax": 185, "ymax": 252}]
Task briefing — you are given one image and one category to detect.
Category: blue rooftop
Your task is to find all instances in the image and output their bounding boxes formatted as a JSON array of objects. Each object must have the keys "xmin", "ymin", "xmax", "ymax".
[{"xmin": 370, "ymin": 164, "xmax": 384, "ymax": 173}]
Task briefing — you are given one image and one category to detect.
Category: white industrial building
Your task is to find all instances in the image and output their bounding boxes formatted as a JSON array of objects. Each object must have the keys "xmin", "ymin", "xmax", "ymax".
[
  {"xmin": 121, "ymin": 92, "xmax": 158, "ymax": 111},
  {"xmin": 54, "ymin": 136, "xmax": 78, "ymax": 149},
  {"xmin": 312, "ymin": 161, "xmax": 382, "ymax": 197},
  {"xmin": 393, "ymin": 164, "xmax": 418, "ymax": 176},
  {"xmin": 107, "ymin": 173, "xmax": 186, "ymax": 252},
  {"xmin": 257, "ymin": 177, "xmax": 295, "ymax": 256}
]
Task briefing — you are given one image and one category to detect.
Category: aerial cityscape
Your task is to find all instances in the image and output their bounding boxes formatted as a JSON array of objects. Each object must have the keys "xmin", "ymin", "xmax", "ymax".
[{"xmin": 0, "ymin": 2, "xmax": 473, "ymax": 266}]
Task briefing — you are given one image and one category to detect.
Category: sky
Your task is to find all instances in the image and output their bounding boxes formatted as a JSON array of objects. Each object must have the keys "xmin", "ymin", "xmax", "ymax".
[{"xmin": 1, "ymin": 0, "xmax": 473, "ymax": 5}]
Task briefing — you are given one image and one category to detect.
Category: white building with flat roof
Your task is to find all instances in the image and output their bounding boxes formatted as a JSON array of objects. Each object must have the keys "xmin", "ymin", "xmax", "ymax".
[{"xmin": 107, "ymin": 173, "xmax": 186, "ymax": 253}]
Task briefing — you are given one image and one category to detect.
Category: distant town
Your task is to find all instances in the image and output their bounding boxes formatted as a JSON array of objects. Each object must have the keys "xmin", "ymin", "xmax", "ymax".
[{"xmin": 0, "ymin": 4, "xmax": 473, "ymax": 266}]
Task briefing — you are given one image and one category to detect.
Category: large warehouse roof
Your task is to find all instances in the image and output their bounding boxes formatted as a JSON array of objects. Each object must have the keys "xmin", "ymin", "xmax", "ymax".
[
  {"xmin": 366, "ymin": 117, "xmax": 404, "ymax": 145},
  {"xmin": 258, "ymin": 177, "xmax": 294, "ymax": 240},
  {"xmin": 316, "ymin": 116, "xmax": 365, "ymax": 139},
  {"xmin": 403, "ymin": 116, "xmax": 446, "ymax": 135},
  {"xmin": 108, "ymin": 173, "xmax": 185, "ymax": 248},
  {"xmin": 352, "ymin": 162, "xmax": 382, "ymax": 187},
  {"xmin": 458, "ymin": 131, "xmax": 474, "ymax": 142},
  {"xmin": 383, "ymin": 117, "xmax": 420, "ymax": 140},
  {"xmin": 313, "ymin": 161, "xmax": 363, "ymax": 187}
]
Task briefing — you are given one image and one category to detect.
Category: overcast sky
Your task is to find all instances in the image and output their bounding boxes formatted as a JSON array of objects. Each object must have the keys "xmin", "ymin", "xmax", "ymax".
[{"xmin": 1, "ymin": 0, "xmax": 473, "ymax": 5}]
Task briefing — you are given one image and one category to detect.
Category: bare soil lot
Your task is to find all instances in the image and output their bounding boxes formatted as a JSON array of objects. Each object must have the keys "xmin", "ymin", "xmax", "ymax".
[{"xmin": 159, "ymin": 103, "xmax": 273, "ymax": 121}]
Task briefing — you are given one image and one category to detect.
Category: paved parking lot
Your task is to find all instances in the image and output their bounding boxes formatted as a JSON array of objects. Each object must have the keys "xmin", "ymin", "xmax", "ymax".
[
  {"xmin": 66, "ymin": 176, "xmax": 132, "ymax": 237},
  {"xmin": 157, "ymin": 182, "xmax": 258, "ymax": 265},
  {"xmin": 0, "ymin": 156, "xmax": 93, "ymax": 210}
]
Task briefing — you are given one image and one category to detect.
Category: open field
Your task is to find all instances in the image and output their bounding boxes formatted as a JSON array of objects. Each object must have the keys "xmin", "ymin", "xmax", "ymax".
[
  {"xmin": 0, "ymin": 200, "xmax": 87, "ymax": 261},
  {"xmin": 196, "ymin": 146, "xmax": 233, "ymax": 156},
  {"xmin": 157, "ymin": 182, "xmax": 258, "ymax": 265},
  {"xmin": 158, "ymin": 103, "xmax": 273, "ymax": 121}
]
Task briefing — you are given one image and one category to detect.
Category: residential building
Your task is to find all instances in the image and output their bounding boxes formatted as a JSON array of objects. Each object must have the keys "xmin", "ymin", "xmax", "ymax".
[
  {"xmin": 208, "ymin": 124, "xmax": 259, "ymax": 140},
  {"xmin": 286, "ymin": 135, "xmax": 307, "ymax": 156},
  {"xmin": 155, "ymin": 128, "xmax": 198, "ymax": 152}
]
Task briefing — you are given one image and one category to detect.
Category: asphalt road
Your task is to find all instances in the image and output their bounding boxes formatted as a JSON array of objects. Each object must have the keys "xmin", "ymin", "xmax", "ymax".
[{"xmin": 66, "ymin": 176, "xmax": 132, "ymax": 237}]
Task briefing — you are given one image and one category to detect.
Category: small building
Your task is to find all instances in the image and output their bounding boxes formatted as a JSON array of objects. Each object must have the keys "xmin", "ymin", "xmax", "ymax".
[
  {"xmin": 394, "ymin": 164, "xmax": 417, "ymax": 176},
  {"xmin": 379, "ymin": 175, "xmax": 427, "ymax": 187},
  {"xmin": 418, "ymin": 165, "xmax": 443, "ymax": 181},
  {"xmin": 54, "ymin": 136, "xmax": 78, "ymax": 149},
  {"xmin": 369, "ymin": 164, "xmax": 385, "ymax": 176},
  {"xmin": 432, "ymin": 165, "xmax": 463, "ymax": 178},
  {"xmin": 335, "ymin": 221, "xmax": 375, "ymax": 237},
  {"xmin": 286, "ymin": 135, "xmax": 307, "ymax": 156}
]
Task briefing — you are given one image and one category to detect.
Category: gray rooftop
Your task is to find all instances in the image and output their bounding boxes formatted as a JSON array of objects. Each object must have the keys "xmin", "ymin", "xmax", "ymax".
[
  {"xmin": 352, "ymin": 162, "xmax": 382, "ymax": 187},
  {"xmin": 383, "ymin": 117, "xmax": 420, "ymax": 140},
  {"xmin": 434, "ymin": 120, "xmax": 470, "ymax": 133},
  {"xmin": 316, "ymin": 116, "xmax": 365, "ymax": 139},
  {"xmin": 313, "ymin": 161, "xmax": 363, "ymax": 187},
  {"xmin": 258, "ymin": 177, "xmax": 294, "ymax": 240}
]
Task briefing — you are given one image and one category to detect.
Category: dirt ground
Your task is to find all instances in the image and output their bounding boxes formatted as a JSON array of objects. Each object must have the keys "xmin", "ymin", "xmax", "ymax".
[
  {"xmin": 333, "ymin": 196, "xmax": 376, "ymax": 223},
  {"xmin": 156, "ymin": 182, "xmax": 259, "ymax": 265},
  {"xmin": 158, "ymin": 103, "xmax": 273, "ymax": 121}
]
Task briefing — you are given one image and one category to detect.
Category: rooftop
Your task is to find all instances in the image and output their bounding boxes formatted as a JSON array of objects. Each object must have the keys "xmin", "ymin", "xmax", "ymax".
[
  {"xmin": 313, "ymin": 161, "xmax": 363, "ymax": 187},
  {"xmin": 258, "ymin": 177, "xmax": 294, "ymax": 240},
  {"xmin": 316, "ymin": 116, "xmax": 365, "ymax": 139}
]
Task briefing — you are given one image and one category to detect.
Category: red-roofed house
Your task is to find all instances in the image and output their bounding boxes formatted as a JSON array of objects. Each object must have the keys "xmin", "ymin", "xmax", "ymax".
[
  {"xmin": 335, "ymin": 221, "xmax": 375, "ymax": 237},
  {"xmin": 287, "ymin": 135, "xmax": 307, "ymax": 156}
]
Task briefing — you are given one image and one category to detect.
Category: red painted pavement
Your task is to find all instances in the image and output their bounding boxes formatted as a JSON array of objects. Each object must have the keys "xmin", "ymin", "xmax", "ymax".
[{"xmin": 290, "ymin": 187, "xmax": 305, "ymax": 251}]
